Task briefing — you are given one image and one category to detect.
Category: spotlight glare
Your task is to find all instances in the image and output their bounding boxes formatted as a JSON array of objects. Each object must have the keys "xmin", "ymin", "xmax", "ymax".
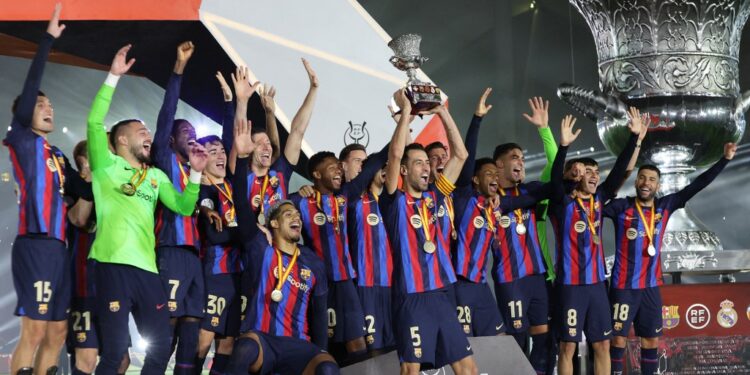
[
  {"xmin": 530, "ymin": 1, "xmax": 536, "ymax": 9},
  {"xmin": 137, "ymin": 339, "xmax": 149, "ymax": 351},
  {"xmin": 62, "ymin": 127, "xmax": 68, "ymax": 134}
]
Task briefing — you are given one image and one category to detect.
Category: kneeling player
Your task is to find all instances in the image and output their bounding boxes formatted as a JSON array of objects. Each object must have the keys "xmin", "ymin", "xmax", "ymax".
[
  {"xmin": 226, "ymin": 122, "xmax": 338, "ymax": 375},
  {"xmin": 604, "ymin": 143, "xmax": 736, "ymax": 375}
]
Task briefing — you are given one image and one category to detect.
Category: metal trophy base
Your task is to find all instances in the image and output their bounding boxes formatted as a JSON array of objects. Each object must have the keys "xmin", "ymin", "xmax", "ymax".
[{"xmin": 406, "ymin": 83, "xmax": 441, "ymax": 114}]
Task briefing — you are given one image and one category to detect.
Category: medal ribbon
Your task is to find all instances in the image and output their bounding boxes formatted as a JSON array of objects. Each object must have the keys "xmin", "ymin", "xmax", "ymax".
[
  {"xmin": 635, "ymin": 200, "xmax": 656, "ymax": 248},
  {"xmin": 415, "ymin": 197, "xmax": 435, "ymax": 244},
  {"xmin": 258, "ymin": 174, "xmax": 270, "ymax": 218},
  {"xmin": 481, "ymin": 198, "xmax": 496, "ymax": 233},
  {"xmin": 177, "ymin": 160, "xmax": 190, "ymax": 187},
  {"xmin": 445, "ymin": 196, "xmax": 457, "ymax": 237},
  {"xmin": 207, "ymin": 175, "xmax": 235, "ymax": 221},
  {"xmin": 499, "ymin": 187, "xmax": 524, "ymax": 226},
  {"xmin": 575, "ymin": 195, "xmax": 598, "ymax": 242},
  {"xmin": 274, "ymin": 246, "xmax": 299, "ymax": 294},
  {"xmin": 48, "ymin": 144, "xmax": 65, "ymax": 193},
  {"xmin": 129, "ymin": 166, "xmax": 149, "ymax": 189}
]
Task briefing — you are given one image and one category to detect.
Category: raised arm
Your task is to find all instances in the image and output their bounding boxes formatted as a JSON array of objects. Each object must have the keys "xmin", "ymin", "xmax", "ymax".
[
  {"xmin": 259, "ymin": 84, "xmax": 280, "ymax": 161},
  {"xmin": 228, "ymin": 66, "xmax": 260, "ymax": 174},
  {"xmin": 522, "ymin": 97, "xmax": 557, "ymax": 182},
  {"xmin": 385, "ymin": 89, "xmax": 414, "ymax": 194},
  {"xmin": 457, "ymin": 88, "xmax": 493, "ymax": 187},
  {"xmin": 152, "ymin": 41, "xmax": 193, "ymax": 162},
  {"xmin": 88, "ymin": 45, "xmax": 135, "ymax": 171},
  {"xmin": 11, "ymin": 4, "xmax": 63, "ymax": 130},
  {"xmin": 672, "ymin": 143, "xmax": 734, "ymax": 206},
  {"xmin": 623, "ymin": 111, "xmax": 649, "ymax": 179},
  {"xmin": 599, "ymin": 107, "xmax": 643, "ymax": 201},
  {"xmin": 551, "ymin": 115, "xmax": 580, "ymax": 203},
  {"xmin": 285, "ymin": 58, "xmax": 319, "ymax": 165},
  {"xmin": 230, "ymin": 117, "xmax": 260, "ymax": 243},
  {"xmin": 216, "ymin": 71, "xmax": 235, "ymax": 153},
  {"xmin": 430, "ymin": 105, "xmax": 468, "ymax": 184}
]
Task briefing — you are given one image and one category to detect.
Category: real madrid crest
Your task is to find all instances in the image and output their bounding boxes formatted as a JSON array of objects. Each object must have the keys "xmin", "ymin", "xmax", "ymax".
[{"xmin": 717, "ymin": 299, "xmax": 738, "ymax": 328}]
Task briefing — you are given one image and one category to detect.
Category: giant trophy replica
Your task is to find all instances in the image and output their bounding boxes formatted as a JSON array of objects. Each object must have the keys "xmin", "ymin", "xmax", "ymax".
[
  {"xmin": 388, "ymin": 34, "xmax": 442, "ymax": 114},
  {"xmin": 558, "ymin": 0, "xmax": 750, "ymax": 277}
]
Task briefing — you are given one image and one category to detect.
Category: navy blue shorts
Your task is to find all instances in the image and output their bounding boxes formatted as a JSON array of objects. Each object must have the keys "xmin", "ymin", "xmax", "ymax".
[
  {"xmin": 494, "ymin": 274, "xmax": 550, "ymax": 334},
  {"xmin": 157, "ymin": 246, "xmax": 205, "ymax": 318},
  {"xmin": 556, "ymin": 282, "xmax": 611, "ymax": 343},
  {"xmin": 609, "ymin": 287, "xmax": 663, "ymax": 338},
  {"xmin": 12, "ymin": 235, "xmax": 70, "ymax": 321},
  {"xmin": 254, "ymin": 331, "xmax": 332, "ymax": 375},
  {"xmin": 327, "ymin": 279, "xmax": 365, "ymax": 343},
  {"xmin": 394, "ymin": 288, "xmax": 473, "ymax": 367},
  {"xmin": 452, "ymin": 279, "xmax": 505, "ymax": 336},
  {"xmin": 67, "ymin": 297, "xmax": 99, "ymax": 350},
  {"xmin": 201, "ymin": 272, "xmax": 243, "ymax": 337},
  {"xmin": 357, "ymin": 286, "xmax": 395, "ymax": 350},
  {"xmin": 95, "ymin": 263, "xmax": 173, "ymax": 373}
]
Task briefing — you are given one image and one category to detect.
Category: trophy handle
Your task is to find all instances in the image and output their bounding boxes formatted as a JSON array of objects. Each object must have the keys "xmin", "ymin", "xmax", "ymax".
[
  {"xmin": 557, "ymin": 83, "xmax": 628, "ymax": 121},
  {"xmin": 734, "ymin": 89, "xmax": 750, "ymax": 117}
]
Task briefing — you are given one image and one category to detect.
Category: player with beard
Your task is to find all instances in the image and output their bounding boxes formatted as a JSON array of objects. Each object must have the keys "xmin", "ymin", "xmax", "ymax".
[
  {"xmin": 66, "ymin": 141, "xmax": 131, "ymax": 375},
  {"xmin": 193, "ymin": 132, "xmax": 243, "ymax": 374},
  {"xmin": 227, "ymin": 60, "xmax": 314, "ymax": 226},
  {"xmin": 604, "ymin": 143, "xmax": 736, "ymax": 375},
  {"xmin": 5, "ymin": 6, "xmax": 94, "ymax": 374},
  {"xmin": 149, "ymin": 41, "xmax": 206, "ymax": 375},
  {"xmin": 226, "ymin": 119, "xmax": 338, "ymax": 375},
  {"xmin": 549, "ymin": 111, "xmax": 644, "ymax": 375},
  {"xmin": 291, "ymin": 139, "xmax": 389, "ymax": 361},
  {"xmin": 381, "ymin": 89, "xmax": 477, "ymax": 374},
  {"xmin": 87, "ymin": 44, "xmax": 207, "ymax": 375}
]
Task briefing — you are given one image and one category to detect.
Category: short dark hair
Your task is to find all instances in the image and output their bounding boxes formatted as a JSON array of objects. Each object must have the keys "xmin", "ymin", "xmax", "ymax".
[
  {"xmin": 425, "ymin": 141, "xmax": 447, "ymax": 154},
  {"xmin": 171, "ymin": 119, "xmax": 194, "ymax": 139},
  {"xmin": 578, "ymin": 157, "xmax": 598, "ymax": 168},
  {"xmin": 12, "ymin": 91, "xmax": 46, "ymax": 115},
  {"xmin": 197, "ymin": 135, "xmax": 222, "ymax": 147},
  {"xmin": 109, "ymin": 119, "xmax": 143, "ymax": 148},
  {"xmin": 473, "ymin": 157, "xmax": 495, "ymax": 176},
  {"xmin": 638, "ymin": 164, "xmax": 661, "ymax": 178},
  {"xmin": 563, "ymin": 158, "xmax": 582, "ymax": 174},
  {"xmin": 339, "ymin": 143, "xmax": 367, "ymax": 161},
  {"xmin": 402, "ymin": 143, "xmax": 427, "ymax": 165},
  {"xmin": 307, "ymin": 151, "xmax": 337, "ymax": 179},
  {"xmin": 493, "ymin": 143, "xmax": 523, "ymax": 161},
  {"xmin": 73, "ymin": 140, "xmax": 88, "ymax": 170}
]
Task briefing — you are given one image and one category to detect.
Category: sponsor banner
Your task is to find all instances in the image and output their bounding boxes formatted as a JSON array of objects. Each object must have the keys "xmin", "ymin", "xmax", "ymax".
[{"xmin": 657, "ymin": 283, "xmax": 750, "ymax": 337}]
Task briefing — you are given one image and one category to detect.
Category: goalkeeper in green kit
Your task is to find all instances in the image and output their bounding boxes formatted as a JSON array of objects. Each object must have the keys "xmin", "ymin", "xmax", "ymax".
[{"xmin": 86, "ymin": 44, "xmax": 208, "ymax": 375}]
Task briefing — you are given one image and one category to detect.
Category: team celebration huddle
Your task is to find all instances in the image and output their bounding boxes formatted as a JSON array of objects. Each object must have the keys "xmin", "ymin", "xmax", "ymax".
[{"xmin": 6, "ymin": 5, "xmax": 739, "ymax": 375}]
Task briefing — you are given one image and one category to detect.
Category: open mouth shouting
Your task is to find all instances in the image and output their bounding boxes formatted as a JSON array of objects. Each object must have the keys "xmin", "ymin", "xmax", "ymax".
[{"xmin": 143, "ymin": 140, "xmax": 152, "ymax": 153}]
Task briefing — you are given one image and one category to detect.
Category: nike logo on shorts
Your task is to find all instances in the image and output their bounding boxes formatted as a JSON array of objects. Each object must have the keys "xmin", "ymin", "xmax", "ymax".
[
  {"xmin": 603, "ymin": 330, "xmax": 612, "ymax": 336},
  {"xmin": 156, "ymin": 303, "xmax": 166, "ymax": 310},
  {"xmin": 495, "ymin": 324, "xmax": 504, "ymax": 330},
  {"xmin": 466, "ymin": 345, "xmax": 471, "ymax": 351},
  {"xmin": 655, "ymin": 327, "xmax": 663, "ymax": 333}
]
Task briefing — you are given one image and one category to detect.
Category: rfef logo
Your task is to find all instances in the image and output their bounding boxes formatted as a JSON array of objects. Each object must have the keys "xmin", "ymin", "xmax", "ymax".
[{"xmin": 685, "ymin": 303, "xmax": 710, "ymax": 329}]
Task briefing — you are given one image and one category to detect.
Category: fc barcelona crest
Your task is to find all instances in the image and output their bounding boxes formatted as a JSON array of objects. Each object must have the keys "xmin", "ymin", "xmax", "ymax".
[
  {"xmin": 300, "ymin": 268, "xmax": 311, "ymax": 280},
  {"xmin": 77, "ymin": 332, "xmax": 87, "ymax": 343},
  {"xmin": 211, "ymin": 317, "xmax": 220, "ymax": 327},
  {"xmin": 38, "ymin": 304, "xmax": 48, "ymax": 315},
  {"xmin": 109, "ymin": 301, "xmax": 120, "ymax": 312}
]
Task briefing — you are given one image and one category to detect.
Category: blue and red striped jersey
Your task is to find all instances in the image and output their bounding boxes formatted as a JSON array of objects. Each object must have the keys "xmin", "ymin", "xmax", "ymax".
[
  {"xmin": 198, "ymin": 183, "xmax": 242, "ymax": 275},
  {"xmin": 348, "ymin": 190, "xmax": 393, "ymax": 287},
  {"xmin": 154, "ymin": 153, "xmax": 200, "ymax": 248},
  {"xmin": 292, "ymin": 192, "xmax": 355, "ymax": 281},
  {"xmin": 603, "ymin": 157, "xmax": 729, "ymax": 289},
  {"xmin": 246, "ymin": 156, "xmax": 293, "ymax": 219},
  {"xmin": 436, "ymin": 193, "xmax": 456, "ymax": 247},
  {"xmin": 452, "ymin": 189, "xmax": 498, "ymax": 283},
  {"xmin": 68, "ymin": 223, "xmax": 96, "ymax": 298},
  {"xmin": 492, "ymin": 184, "xmax": 547, "ymax": 283},
  {"xmin": 246, "ymin": 242, "xmax": 326, "ymax": 342},
  {"xmin": 380, "ymin": 189, "xmax": 457, "ymax": 295},
  {"xmin": 549, "ymin": 136, "xmax": 639, "ymax": 286},
  {"xmin": 5, "ymin": 134, "xmax": 69, "ymax": 242}
]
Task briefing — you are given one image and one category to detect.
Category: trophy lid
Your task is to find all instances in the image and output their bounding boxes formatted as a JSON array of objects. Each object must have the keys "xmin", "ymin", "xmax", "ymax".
[{"xmin": 388, "ymin": 34, "xmax": 424, "ymax": 59}]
